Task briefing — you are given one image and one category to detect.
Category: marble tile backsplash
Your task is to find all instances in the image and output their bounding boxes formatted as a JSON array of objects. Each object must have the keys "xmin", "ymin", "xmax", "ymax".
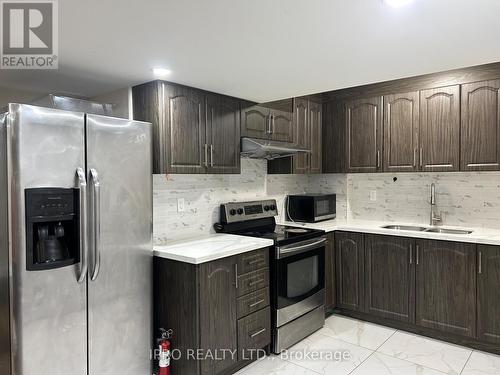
[
  {"xmin": 347, "ymin": 172, "xmax": 500, "ymax": 228},
  {"xmin": 153, "ymin": 158, "xmax": 346, "ymax": 242},
  {"xmin": 153, "ymin": 159, "xmax": 500, "ymax": 242}
]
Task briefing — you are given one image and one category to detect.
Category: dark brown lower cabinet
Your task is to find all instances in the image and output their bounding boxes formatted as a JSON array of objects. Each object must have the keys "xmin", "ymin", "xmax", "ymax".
[
  {"xmin": 154, "ymin": 248, "xmax": 271, "ymax": 375},
  {"xmin": 324, "ymin": 233, "xmax": 335, "ymax": 311},
  {"xmin": 415, "ymin": 239, "xmax": 476, "ymax": 338},
  {"xmin": 365, "ymin": 235, "xmax": 415, "ymax": 323},
  {"xmin": 477, "ymin": 245, "xmax": 500, "ymax": 344},
  {"xmin": 335, "ymin": 231, "xmax": 365, "ymax": 312}
]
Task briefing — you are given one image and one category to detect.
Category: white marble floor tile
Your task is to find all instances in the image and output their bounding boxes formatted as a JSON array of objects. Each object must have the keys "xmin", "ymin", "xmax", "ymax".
[
  {"xmin": 318, "ymin": 314, "xmax": 396, "ymax": 350},
  {"xmin": 350, "ymin": 352, "xmax": 447, "ymax": 375},
  {"xmin": 286, "ymin": 331, "xmax": 373, "ymax": 375},
  {"xmin": 377, "ymin": 331, "xmax": 472, "ymax": 375},
  {"xmin": 461, "ymin": 350, "xmax": 500, "ymax": 375},
  {"xmin": 236, "ymin": 355, "xmax": 318, "ymax": 375}
]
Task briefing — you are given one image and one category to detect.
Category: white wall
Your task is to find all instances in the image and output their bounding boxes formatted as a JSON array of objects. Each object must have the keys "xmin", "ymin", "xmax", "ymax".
[{"xmin": 0, "ymin": 87, "xmax": 45, "ymax": 108}]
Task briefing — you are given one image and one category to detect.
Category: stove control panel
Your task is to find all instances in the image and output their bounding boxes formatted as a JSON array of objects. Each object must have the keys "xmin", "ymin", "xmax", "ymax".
[{"xmin": 220, "ymin": 199, "xmax": 278, "ymax": 223}]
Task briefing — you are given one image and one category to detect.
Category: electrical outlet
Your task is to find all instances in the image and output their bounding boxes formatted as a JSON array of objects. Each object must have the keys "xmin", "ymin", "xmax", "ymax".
[
  {"xmin": 177, "ymin": 198, "xmax": 185, "ymax": 212},
  {"xmin": 369, "ymin": 190, "xmax": 377, "ymax": 202}
]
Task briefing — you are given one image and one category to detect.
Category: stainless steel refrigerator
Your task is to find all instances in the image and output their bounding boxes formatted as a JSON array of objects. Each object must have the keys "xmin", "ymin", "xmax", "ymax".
[{"xmin": 0, "ymin": 104, "xmax": 152, "ymax": 375}]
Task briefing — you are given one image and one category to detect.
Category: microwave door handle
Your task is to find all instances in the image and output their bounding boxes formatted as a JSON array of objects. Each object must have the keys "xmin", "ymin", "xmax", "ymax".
[{"xmin": 277, "ymin": 238, "xmax": 326, "ymax": 259}]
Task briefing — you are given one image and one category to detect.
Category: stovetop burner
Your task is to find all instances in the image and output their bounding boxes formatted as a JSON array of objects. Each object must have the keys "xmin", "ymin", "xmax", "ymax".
[
  {"xmin": 237, "ymin": 224, "xmax": 324, "ymax": 246},
  {"xmin": 283, "ymin": 227, "xmax": 309, "ymax": 234}
]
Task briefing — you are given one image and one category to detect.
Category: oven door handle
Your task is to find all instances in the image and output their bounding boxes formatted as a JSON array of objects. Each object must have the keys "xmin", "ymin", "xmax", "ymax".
[{"xmin": 276, "ymin": 237, "xmax": 326, "ymax": 259}]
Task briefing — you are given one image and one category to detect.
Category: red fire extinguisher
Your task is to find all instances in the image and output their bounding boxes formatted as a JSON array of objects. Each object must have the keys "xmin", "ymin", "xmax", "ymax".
[{"xmin": 158, "ymin": 328, "xmax": 173, "ymax": 375}]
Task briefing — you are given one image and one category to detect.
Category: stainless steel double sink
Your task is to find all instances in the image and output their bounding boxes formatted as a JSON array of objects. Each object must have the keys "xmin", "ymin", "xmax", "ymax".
[{"xmin": 381, "ymin": 224, "xmax": 473, "ymax": 235}]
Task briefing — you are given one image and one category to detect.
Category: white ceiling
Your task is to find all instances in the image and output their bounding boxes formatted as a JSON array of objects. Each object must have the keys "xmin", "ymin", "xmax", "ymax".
[{"xmin": 2, "ymin": 0, "xmax": 500, "ymax": 102}]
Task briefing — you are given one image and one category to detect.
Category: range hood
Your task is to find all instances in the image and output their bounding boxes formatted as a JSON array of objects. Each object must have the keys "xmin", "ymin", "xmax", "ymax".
[{"xmin": 241, "ymin": 137, "xmax": 310, "ymax": 160}]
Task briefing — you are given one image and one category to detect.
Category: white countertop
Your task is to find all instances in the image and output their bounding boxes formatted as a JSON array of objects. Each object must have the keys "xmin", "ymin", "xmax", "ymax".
[
  {"xmin": 277, "ymin": 218, "xmax": 500, "ymax": 246},
  {"xmin": 154, "ymin": 234, "xmax": 274, "ymax": 264}
]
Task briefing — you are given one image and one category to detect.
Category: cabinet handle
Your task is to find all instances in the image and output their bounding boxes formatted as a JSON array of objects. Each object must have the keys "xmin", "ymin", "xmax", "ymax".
[
  {"xmin": 249, "ymin": 328, "xmax": 266, "ymax": 338},
  {"xmin": 376, "ymin": 150, "xmax": 381, "ymax": 169},
  {"xmin": 416, "ymin": 245, "xmax": 420, "ymax": 265},
  {"xmin": 271, "ymin": 115, "xmax": 275, "ymax": 134},
  {"xmin": 210, "ymin": 145, "xmax": 214, "ymax": 167},
  {"xmin": 266, "ymin": 115, "xmax": 272, "ymax": 134},
  {"xmin": 249, "ymin": 299, "xmax": 265, "ymax": 308},
  {"xmin": 247, "ymin": 258, "xmax": 262, "ymax": 265},
  {"xmin": 419, "ymin": 148, "xmax": 423, "ymax": 168},
  {"xmin": 413, "ymin": 149, "xmax": 417, "ymax": 168},
  {"xmin": 249, "ymin": 279, "xmax": 264, "ymax": 287},
  {"xmin": 235, "ymin": 264, "xmax": 238, "ymax": 288},
  {"xmin": 204, "ymin": 144, "xmax": 208, "ymax": 167},
  {"xmin": 478, "ymin": 251, "xmax": 482, "ymax": 274},
  {"xmin": 409, "ymin": 244, "xmax": 413, "ymax": 264}
]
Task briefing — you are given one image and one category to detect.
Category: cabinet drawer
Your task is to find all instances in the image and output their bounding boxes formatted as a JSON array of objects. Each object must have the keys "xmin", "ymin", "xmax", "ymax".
[
  {"xmin": 237, "ymin": 268, "xmax": 269, "ymax": 297},
  {"xmin": 237, "ymin": 248, "xmax": 269, "ymax": 274},
  {"xmin": 237, "ymin": 287, "xmax": 270, "ymax": 319},
  {"xmin": 238, "ymin": 307, "xmax": 271, "ymax": 359}
]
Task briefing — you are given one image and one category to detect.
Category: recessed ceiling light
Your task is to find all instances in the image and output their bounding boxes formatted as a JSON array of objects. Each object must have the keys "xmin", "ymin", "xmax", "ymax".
[
  {"xmin": 152, "ymin": 68, "xmax": 172, "ymax": 77},
  {"xmin": 383, "ymin": 0, "xmax": 414, "ymax": 7}
]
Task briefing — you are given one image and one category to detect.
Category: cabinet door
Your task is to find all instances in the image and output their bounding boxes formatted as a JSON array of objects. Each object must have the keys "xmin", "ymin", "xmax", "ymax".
[
  {"xmin": 415, "ymin": 239, "xmax": 476, "ymax": 337},
  {"xmin": 365, "ymin": 235, "xmax": 415, "ymax": 323},
  {"xmin": 163, "ymin": 83, "xmax": 207, "ymax": 174},
  {"xmin": 322, "ymin": 101, "xmax": 345, "ymax": 173},
  {"xmin": 477, "ymin": 245, "xmax": 500, "ymax": 344},
  {"xmin": 346, "ymin": 97, "xmax": 383, "ymax": 173},
  {"xmin": 241, "ymin": 104, "xmax": 270, "ymax": 139},
  {"xmin": 292, "ymin": 98, "xmax": 310, "ymax": 174},
  {"xmin": 335, "ymin": 232, "xmax": 365, "ymax": 312},
  {"xmin": 325, "ymin": 233, "xmax": 336, "ymax": 311},
  {"xmin": 270, "ymin": 109, "xmax": 294, "ymax": 142},
  {"xmin": 206, "ymin": 94, "xmax": 241, "ymax": 174},
  {"xmin": 309, "ymin": 101, "xmax": 322, "ymax": 174},
  {"xmin": 383, "ymin": 92, "xmax": 419, "ymax": 172},
  {"xmin": 199, "ymin": 257, "xmax": 238, "ymax": 375},
  {"xmin": 461, "ymin": 80, "xmax": 500, "ymax": 171},
  {"xmin": 419, "ymin": 86, "xmax": 460, "ymax": 172}
]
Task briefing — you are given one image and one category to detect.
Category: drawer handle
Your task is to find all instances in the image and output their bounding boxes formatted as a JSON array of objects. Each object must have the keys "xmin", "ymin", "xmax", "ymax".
[
  {"xmin": 249, "ymin": 299, "xmax": 265, "ymax": 308},
  {"xmin": 247, "ymin": 258, "xmax": 262, "ymax": 265},
  {"xmin": 249, "ymin": 279, "xmax": 264, "ymax": 287},
  {"xmin": 249, "ymin": 328, "xmax": 266, "ymax": 338}
]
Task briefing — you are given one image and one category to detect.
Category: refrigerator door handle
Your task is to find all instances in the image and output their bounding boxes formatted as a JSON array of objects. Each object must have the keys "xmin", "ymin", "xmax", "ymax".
[
  {"xmin": 76, "ymin": 168, "xmax": 88, "ymax": 283},
  {"xmin": 90, "ymin": 168, "xmax": 101, "ymax": 281}
]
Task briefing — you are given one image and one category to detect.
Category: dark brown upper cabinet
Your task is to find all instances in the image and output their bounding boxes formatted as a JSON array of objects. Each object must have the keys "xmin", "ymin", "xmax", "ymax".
[
  {"xmin": 132, "ymin": 81, "xmax": 241, "ymax": 174},
  {"xmin": 383, "ymin": 92, "xmax": 420, "ymax": 172},
  {"xmin": 206, "ymin": 94, "xmax": 241, "ymax": 174},
  {"xmin": 419, "ymin": 86, "xmax": 460, "ymax": 172},
  {"xmin": 292, "ymin": 98, "xmax": 309, "ymax": 174},
  {"xmin": 415, "ymin": 239, "xmax": 476, "ymax": 338},
  {"xmin": 335, "ymin": 231, "xmax": 365, "ymax": 312},
  {"xmin": 461, "ymin": 79, "xmax": 500, "ymax": 171},
  {"xmin": 477, "ymin": 245, "xmax": 500, "ymax": 344},
  {"xmin": 309, "ymin": 101, "xmax": 322, "ymax": 174},
  {"xmin": 345, "ymin": 97, "xmax": 383, "ymax": 173},
  {"xmin": 322, "ymin": 100, "xmax": 345, "ymax": 173},
  {"xmin": 241, "ymin": 104, "xmax": 293, "ymax": 143},
  {"xmin": 365, "ymin": 235, "xmax": 415, "ymax": 323},
  {"xmin": 291, "ymin": 98, "xmax": 322, "ymax": 174}
]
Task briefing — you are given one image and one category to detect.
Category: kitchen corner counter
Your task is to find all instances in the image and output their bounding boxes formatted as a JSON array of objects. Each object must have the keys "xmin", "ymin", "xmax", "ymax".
[
  {"xmin": 153, "ymin": 234, "xmax": 274, "ymax": 264},
  {"xmin": 277, "ymin": 218, "xmax": 500, "ymax": 246}
]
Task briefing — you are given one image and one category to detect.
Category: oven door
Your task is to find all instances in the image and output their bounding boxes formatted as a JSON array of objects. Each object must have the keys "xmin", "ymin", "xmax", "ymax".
[{"xmin": 274, "ymin": 237, "xmax": 325, "ymax": 327}]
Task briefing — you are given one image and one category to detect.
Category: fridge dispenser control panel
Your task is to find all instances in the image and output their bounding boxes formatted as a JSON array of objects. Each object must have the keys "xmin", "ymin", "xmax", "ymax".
[{"xmin": 25, "ymin": 188, "xmax": 80, "ymax": 271}]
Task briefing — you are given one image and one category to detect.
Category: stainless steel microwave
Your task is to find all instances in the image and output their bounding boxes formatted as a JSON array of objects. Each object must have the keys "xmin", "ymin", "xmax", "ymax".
[{"xmin": 286, "ymin": 194, "xmax": 336, "ymax": 223}]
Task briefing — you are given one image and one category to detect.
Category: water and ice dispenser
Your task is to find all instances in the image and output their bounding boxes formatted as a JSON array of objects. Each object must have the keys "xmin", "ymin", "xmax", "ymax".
[{"xmin": 25, "ymin": 188, "xmax": 80, "ymax": 270}]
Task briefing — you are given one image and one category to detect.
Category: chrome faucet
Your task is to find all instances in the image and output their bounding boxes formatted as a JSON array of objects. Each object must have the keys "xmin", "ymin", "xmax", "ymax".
[{"xmin": 430, "ymin": 183, "xmax": 442, "ymax": 226}]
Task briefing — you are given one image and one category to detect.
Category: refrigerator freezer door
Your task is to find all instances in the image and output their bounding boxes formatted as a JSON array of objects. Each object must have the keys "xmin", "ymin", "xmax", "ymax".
[
  {"xmin": 86, "ymin": 114, "xmax": 152, "ymax": 375},
  {"xmin": 7, "ymin": 104, "xmax": 88, "ymax": 375}
]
